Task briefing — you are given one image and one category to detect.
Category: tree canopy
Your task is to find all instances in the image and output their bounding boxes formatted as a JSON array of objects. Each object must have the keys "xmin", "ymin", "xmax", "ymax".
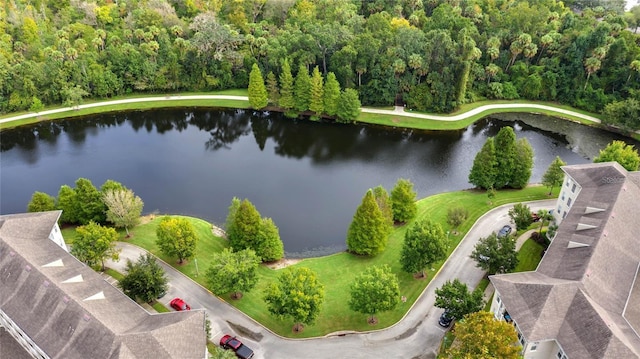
[
  {"xmin": 470, "ymin": 233, "xmax": 519, "ymax": 275},
  {"xmin": 400, "ymin": 219, "xmax": 448, "ymax": 277},
  {"xmin": 70, "ymin": 221, "xmax": 120, "ymax": 271},
  {"xmin": 349, "ymin": 265, "xmax": 400, "ymax": 324},
  {"xmin": 444, "ymin": 311, "xmax": 521, "ymax": 359},
  {"xmin": 390, "ymin": 178, "xmax": 417, "ymax": 223},
  {"xmin": 508, "ymin": 203, "xmax": 533, "ymax": 231},
  {"xmin": 103, "ymin": 188, "xmax": 144, "ymax": 236},
  {"xmin": 593, "ymin": 140, "xmax": 640, "ymax": 171},
  {"xmin": 263, "ymin": 267, "xmax": 325, "ymax": 332},
  {"xmin": 205, "ymin": 248, "xmax": 260, "ymax": 299},
  {"xmin": 2, "ymin": 0, "xmax": 637, "ymax": 131},
  {"xmin": 434, "ymin": 279, "xmax": 484, "ymax": 321},
  {"xmin": 155, "ymin": 216, "xmax": 198, "ymax": 264},
  {"xmin": 542, "ymin": 156, "xmax": 567, "ymax": 195},
  {"xmin": 119, "ymin": 253, "xmax": 168, "ymax": 303}
]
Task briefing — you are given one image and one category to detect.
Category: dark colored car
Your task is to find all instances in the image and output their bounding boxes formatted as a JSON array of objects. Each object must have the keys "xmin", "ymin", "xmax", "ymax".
[
  {"xmin": 439, "ymin": 311, "xmax": 454, "ymax": 328},
  {"xmin": 497, "ymin": 225, "xmax": 512, "ymax": 238},
  {"xmin": 220, "ymin": 335, "xmax": 254, "ymax": 359},
  {"xmin": 531, "ymin": 212, "xmax": 541, "ymax": 222},
  {"xmin": 169, "ymin": 297, "xmax": 191, "ymax": 311}
]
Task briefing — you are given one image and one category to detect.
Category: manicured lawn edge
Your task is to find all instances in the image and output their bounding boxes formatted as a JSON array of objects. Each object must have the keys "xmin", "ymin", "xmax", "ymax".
[{"xmin": 62, "ymin": 186, "xmax": 557, "ymax": 338}]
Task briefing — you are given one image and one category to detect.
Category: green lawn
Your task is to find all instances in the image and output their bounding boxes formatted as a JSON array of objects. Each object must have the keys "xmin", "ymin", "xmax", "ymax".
[
  {"xmin": 64, "ymin": 186, "xmax": 556, "ymax": 338},
  {"xmin": 514, "ymin": 238, "xmax": 545, "ymax": 272}
]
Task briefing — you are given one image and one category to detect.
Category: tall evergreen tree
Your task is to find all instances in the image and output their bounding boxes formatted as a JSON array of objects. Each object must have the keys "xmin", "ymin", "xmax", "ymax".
[
  {"xmin": 493, "ymin": 127, "xmax": 518, "ymax": 189},
  {"xmin": 294, "ymin": 64, "xmax": 311, "ymax": 112},
  {"xmin": 248, "ymin": 63, "xmax": 268, "ymax": 109},
  {"xmin": 256, "ymin": 217, "xmax": 284, "ymax": 262},
  {"xmin": 309, "ymin": 66, "xmax": 324, "ymax": 116},
  {"xmin": 336, "ymin": 88, "xmax": 361, "ymax": 123},
  {"xmin": 542, "ymin": 156, "xmax": 567, "ymax": 195},
  {"xmin": 266, "ymin": 71, "xmax": 279, "ymax": 106},
  {"xmin": 372, "ymin": 185, "xmax": 394, "ymax": 235},
  {"xmin": 279, "ymin": 59, "xmax": 295, "ymax": 111},
  {"xmin": 346, "ymin": 190, "xmax": 388, "ymax": 256},
  {"xmin": 468, "ymin": 138, "xmax": 497, "ymax": 189},
  {"xmin": 227, "ymin": 199, "xmax": 262, "ymax": 252},
  {"xmin": 510, "ymin": 138, "xmax": 534, "ymax": 188},
  {"xmin": 323, "ymin": 72, "xmax": 341, "ymax": 116},
  {"xmin": 390, "ymin": 178, "xmax": 418, "ymax": 223}
]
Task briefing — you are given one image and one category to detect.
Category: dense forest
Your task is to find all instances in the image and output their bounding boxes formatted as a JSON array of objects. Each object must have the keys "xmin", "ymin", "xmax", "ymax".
[{"xmin": 1, "ymin": 0, "xmax": 640, "ymax": 128}]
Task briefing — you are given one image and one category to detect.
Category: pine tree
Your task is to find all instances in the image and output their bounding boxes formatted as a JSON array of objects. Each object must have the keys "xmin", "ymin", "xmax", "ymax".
[
  {"xmin": 372, "ymin": 185, "xmax": 394, "ymax": 235},
  {"xmin": 468, "ymin": 138, "xmax": 497, "ymax": 189},
  {"xmin": 248, "ymin": 63, "xmax": 268, "ymax": 109},
  {"xmin": 323, "ymin": 72, "xmax": 341, "ymax": 116},
  {"xmin": 279, "ymin": 59, "xmax": 295, "ymax": 111},
  {"xmin": 336, "ymin": 88, "xmax": 361, "ymax": 123},
  {"xmin": 309, "ymin": 66, "xmax": 324, "ymax": 116},
  {"xmin": 294, "ymin": 64, "xmax": 311, "ymax": 112},
  {"xmin": 266, "ymin": 71, "xmax": 279, "ymax": 106},
  {"xmin": 228, "ymin": 199, "xmax": 262, "ymax": 251},
  {"xmin": 390, "ymin": 178, "xmax": 418, "ymax": 223},
  {"xmin": 510, "ymin": 138, "xmax": 534, "ymax": 189},
  {"xmin": 346, "ymin": 190, "xmax": 388, "ymax": 256},
  {"xmin": 493, "ymin": 126, "xmax": 518, "ymax": 189}
]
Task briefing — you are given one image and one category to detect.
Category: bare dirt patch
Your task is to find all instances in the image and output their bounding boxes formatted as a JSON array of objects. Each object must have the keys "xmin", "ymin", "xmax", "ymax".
[{"xmin": 264, "ymin": 258, "xmax": 302, "ymax": 270}]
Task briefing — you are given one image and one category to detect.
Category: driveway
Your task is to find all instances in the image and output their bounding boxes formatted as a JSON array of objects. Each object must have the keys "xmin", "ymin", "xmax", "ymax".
[{"xmin": 106, "ymin": 198, "xmax": 556, "ymax": 359}]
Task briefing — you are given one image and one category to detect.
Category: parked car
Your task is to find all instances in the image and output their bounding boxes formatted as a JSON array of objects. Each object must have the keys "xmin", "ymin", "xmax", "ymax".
[
  {"xmin": 438, "ymin": 310, "xmax": 454, "ymax": 328},
  {"xmin": 497, "ymin": 225, "xmax": 512, "ymax": 238},
  {"xmin": 169, "ymin": 297, "xmax": 191, "ymax": 311},
  {"xmin": 220, "ymin": 334, "xmax": 254, "ymax": 359}
]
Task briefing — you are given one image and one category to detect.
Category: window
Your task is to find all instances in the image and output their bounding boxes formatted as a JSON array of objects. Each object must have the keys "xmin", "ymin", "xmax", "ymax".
[
  {"xmin": 561, "ymin": 192, "xmax": 565, "ymax": 201},
  {"xmin": 572, "ymin": 183, "xmax": 576, "ymax": 192},
  {"xmin": 563, "ymin": 211, "xmax": 567, "ymax": 219},
  {"xmin": 531, "ymin": 343, "xmax": 538, "ymax": 351},
  {"xmin": 567, "ymin": 197, "xmax": 572, "ymax": 206},
  {"xmin": 557, "ymin": 350, "xmax": 568, "ymax": 359}
]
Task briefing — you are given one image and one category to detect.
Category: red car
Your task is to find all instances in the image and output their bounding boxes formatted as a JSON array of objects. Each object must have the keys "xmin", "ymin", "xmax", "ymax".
[
  {"xmin": 169, "ymin": 297, "xmax": 191, "ymax": 311},
  {"xmin": 220, "ymin": 334, "xmax": 254, "ymax": 359}
]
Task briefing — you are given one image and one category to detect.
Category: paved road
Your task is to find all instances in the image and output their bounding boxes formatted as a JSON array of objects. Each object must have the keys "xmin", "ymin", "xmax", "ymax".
[
  {"xmin": 105, "ymin": 199, "xmax": 556, "ymax": 359},
  {"xmin": 0, "ymin": 95, "xmax": 601, "ymax": 125}
]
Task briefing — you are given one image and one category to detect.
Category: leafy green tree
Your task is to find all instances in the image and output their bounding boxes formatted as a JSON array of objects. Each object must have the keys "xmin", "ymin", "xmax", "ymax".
[
  {"xmin": 444, "ymin": 311, "xmax": 521, "ymax": 359},
  {"xmin": 335, "ymin": 88, "xmax": 361, "ymax": 123},
  {"xmin": 57, "ymin": 185, "xmax": 79, "ymax": 224},
  {"xmin": 346, "ymin": 190, "xmax": 388, "ymax": 256},
  {"xmin": 594, "ymin": 140, "xmax": 640, "ymax": 171},
  {"xmin": 508, "ymin": 203, "xmax": 533, "ymax": 231},
  {"xmin": 74, "ymin": 178, "xmax": 107, "ymax": 224},
  {"xmin": 206, "ymin": 248, "xmax": 260, "ymax": 299},
  {"xmin": 447, "ymin": 206, "xmax": 469, "ymax": 233},
  {"xmin": 71, "ymin": 222, "xmax": 120, "ymax": 271},
  {"xmin": 390, "ymin": 178, "xmax": 417, "ymax": 223},
  {"xmin": 401, "ymin": 220, "xmax": 448, "ymax": 277},
  {"xmin": 468, "ymin": 138, "xmax": 497, "ymax": 189},
  {"xmin": 156, "ymin": 216, "xmax": 198, "ymax": 264},
  {"xmin": 256, "ymin": 217, "xmax": 284, "ymax": 262},
  {"xmin": 470, "ymin": 233, "xmax": 518, "ymax": 275},
  {"xmin": 372, "ymin": 185, "xmax": 394, "ymax": 235},
  {"xmin": 510, "ymin": 138, "xmax": 534, "ymax": 188},
  {"xmin": 294, "ymin": 64, "xmax": 311, "ymax": 112},
  {"xmin": 119, "ymin": 253, "xmax": 168, "ymax": 303},
  {"xmin": 434, "ymin": 279, "xmax": 484, "ymax": 321},
  {"xmin": 27, "ymin": 191, "xmax": 56, "ymax": 212},
  {"xmin": 263, "ymin": 267, "xmax": 325, "ymax": 332},
  {"xmin": 493, "ymin": 127, "xmax": 518, "ymax": 189},
  {"xmin": 227, "ymin": 198, "xmax": 261, "ymax": 252},
  {"xmin": 542, "ymin": 156, "xmax": 567, "ymax": 195},
  {"xmin": 309, "ymin": 66, "xmax": 324, "ymax": 116},
  {"xmin": 266, "ymin": 71, "xmax": 279, "ymax": 106},
  {"xmin": 102, "ymin": 188, "xmax": 144, "ymax": 236},
  {"xmin": 349, "ymin": 265, "xmax": 400, "ymax": 324},
  {"xmin": 536, "ymin": 209, "xmax": 554, "ymax": 236},
  {"xmin": 279, "ymin": 59, "xmax": 295, "ymax": 111},
  {"xmin": 248, "ymin": 63, "xmax": 268, "ymax": 109},
  {"xmin": 323, "ymin": 72, "xmax": 340, "ymax": 116}
]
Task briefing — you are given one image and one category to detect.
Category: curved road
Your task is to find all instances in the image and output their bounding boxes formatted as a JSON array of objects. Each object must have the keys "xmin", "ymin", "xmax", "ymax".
[
  {"xmin": 0, "ymin": 95, "xmax": 601, "ymax": 125},
  {"xmin": 106, "ymin": 199, "xmax": 556, "ymax": 359}
]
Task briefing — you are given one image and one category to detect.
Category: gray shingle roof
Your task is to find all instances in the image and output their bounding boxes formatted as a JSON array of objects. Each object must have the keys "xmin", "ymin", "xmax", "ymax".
[
  {"xmin": 0, "ymin": 211, "xmax": 206, "ymax": 359},
  {"xmin": 491, "ymin": 162, "xmax": 640, "ymax": 359}
]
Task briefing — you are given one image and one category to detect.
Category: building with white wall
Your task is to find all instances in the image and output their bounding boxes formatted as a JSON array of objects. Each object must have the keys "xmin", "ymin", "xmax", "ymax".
[
  {"xmin": 489, "ymin": 162, "xmax": 640, "ymax": 358},
  {"xmin": 0, "ymin": 211, "xmax": 207, "ymax": 359}
]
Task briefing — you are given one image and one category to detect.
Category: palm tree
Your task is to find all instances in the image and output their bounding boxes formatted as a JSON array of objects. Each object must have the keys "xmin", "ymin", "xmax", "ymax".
[
  {"xmin": 584, "ymin": 56, "xmax": 601, "ymax": 90},
  {"xmin": 628, "ymin": 60, "xmax": 640, "ymax": 84},
  {"xmin": 485, "ymin": 63, "xmax": 500, "ymax": 84}
]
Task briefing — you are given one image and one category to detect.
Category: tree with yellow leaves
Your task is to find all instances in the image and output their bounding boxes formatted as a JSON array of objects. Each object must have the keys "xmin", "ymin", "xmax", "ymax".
[{"xmin": 445, "ymin": 311, "xmax": 521, "ymax": 359}]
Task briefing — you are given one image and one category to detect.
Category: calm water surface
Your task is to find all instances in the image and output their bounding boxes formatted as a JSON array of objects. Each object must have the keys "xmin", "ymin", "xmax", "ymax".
[{"xmin": 1, "ymin": 109, "xmax": 635, "ymax": 257}]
